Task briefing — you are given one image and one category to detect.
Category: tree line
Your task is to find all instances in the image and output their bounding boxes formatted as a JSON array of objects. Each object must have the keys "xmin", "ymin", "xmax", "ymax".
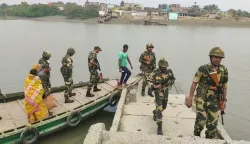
[
  {"xmin": 1, "ymin": 3, "xmax": 250, "ymax": 19},
  {"xmin": 199, "ymin": 4, "xmax": 250, "ymax": 18},
  {"xmin": 0, "ymin": 2, "xmax": 98, "ymax": 19}
]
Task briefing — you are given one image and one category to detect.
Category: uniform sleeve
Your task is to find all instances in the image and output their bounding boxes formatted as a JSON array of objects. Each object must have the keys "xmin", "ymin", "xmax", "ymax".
[
  {"xmin": 139, "ymin": 52, "xmax": 147, "ymax": 64},
  {"xmin": 48, "ymin": 76, "xmax": 51, "ymax": 88},
  {"xmin": 66, "ymin": 57, "xmax": 72, "ymax": 68},
  {"xmin": 152, "ymin": 53, "xmax": 156, "ymax": 69},
  {"xmin": 222, "ymin": 67, "xmax": 228, "ymax": 88},
  {"xmin": 193, "ymin": 66, "xmax": 203, "ymax": 83},
  {"xmin": 38, "ymin": 73, "xmax": 47, "ymax": 89},
  {"xmin": 168, "ymin": 68, "xmax": 175, "ymax": 81},
  {"xmin": 89, "ymin": 53, "xmax": 96, "ymax": 64},
  {"xmin": 38, "ymin": 59, "xmax": 45, "ymax": 65},
  {"xmin": 62, "ymin": 57, "xmax": 68, "ymax": 66}
]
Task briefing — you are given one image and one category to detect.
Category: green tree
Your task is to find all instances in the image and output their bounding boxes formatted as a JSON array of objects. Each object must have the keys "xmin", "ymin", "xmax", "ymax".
[
  {"xmin": 0, "ymin": 3, "xmax": 9, "ymax": 15},
  {"xmin": 5, "ymin": 3, "xmax": 99, "ymax": 19},
  {"xmin": 7, "ymin": 4, "xmax": 59, "ymax": 17},
  {"xmin": 203, "ymin": 4, "xmax": 220, "ymax": 12}
]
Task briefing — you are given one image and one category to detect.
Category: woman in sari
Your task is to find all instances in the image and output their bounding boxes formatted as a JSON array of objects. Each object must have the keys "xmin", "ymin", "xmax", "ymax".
[{"xmin": 24, "ymin": 69, "xmax": 49, "ymax": 123}]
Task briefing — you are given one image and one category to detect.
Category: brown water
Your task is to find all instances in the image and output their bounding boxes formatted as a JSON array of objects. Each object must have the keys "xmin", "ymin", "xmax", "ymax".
[{"xmin": 0, "ymin": 20, "xmax": 250, "ymax": 142}]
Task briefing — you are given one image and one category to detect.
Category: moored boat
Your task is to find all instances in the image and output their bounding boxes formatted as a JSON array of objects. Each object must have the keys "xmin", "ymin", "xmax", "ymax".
[{"xmin": 0, "ymin": 75, "xmax": 142, "ymax": 144}]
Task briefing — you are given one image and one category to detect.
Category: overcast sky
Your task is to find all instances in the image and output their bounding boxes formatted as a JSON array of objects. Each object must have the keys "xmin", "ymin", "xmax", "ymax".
[{"xmin": 1, "ymin": 0, "xmax": 250, "ymax": 11}]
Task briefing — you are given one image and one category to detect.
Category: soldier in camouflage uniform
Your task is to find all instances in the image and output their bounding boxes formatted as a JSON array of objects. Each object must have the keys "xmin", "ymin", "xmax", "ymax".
[
  {"xmin": 39, "ymin": 51, "xmax": 51, "ymax": 65},
  {"xmin": 139, "ymin": 43, "xmax": 156, "ymax": 97},
  {"xmin": 38, "ymin": 64, "xmax": 51, "ymax": 98},
  {"xmin": 86, "ymin": 46, "xmax": 102, "ymax": 97},
  {"xmin": 186, "ymin": 47, "xmax": 228, "ymax": 139},
  {"xmin": 60, "ymin": 48, "xmax": 76, "ymax": 103},
  {"xmin": 38, "ymin": 64, "xmax": 53, "ymax": 115},
  {"xmin": 147, "ymin": 58, "xmax": 175, "ymax": 135},
  {"xmin": 38, "ymin": 51, "xmax": 51, "ymax": 77}
]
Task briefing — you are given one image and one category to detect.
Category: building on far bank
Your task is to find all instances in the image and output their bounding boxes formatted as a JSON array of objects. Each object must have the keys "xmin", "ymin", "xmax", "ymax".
[
  {"xmin": 158, "ymin": 4, "xmax": 169, "ymax": 15},
  {"xmin": 132, "ymin": 11, "xmax": 148, "ymax": 16},
  {"xmin": 21, "ymin": 1, "xmax": 28, "ymax": 5},
  {"xmin": 206, "ymin": 12, "xmax": 219, "ymax": 18},
  {"xmin": 119, "ymin": 1, "xmax": 144, "ymax": 11},
  {"xmin": 169, "ymin": 4, "xmax": 183, "ymax": 12},
  {"xmin": 85, "ymin": 0, "xmax": 99, "ymax": 8},
  {"xmin": 48, "ymin": 2, "xmax": 65, "ymax": 11},
  {"xmin": 143, "ymin": 7, "xmax": 161, "ymax": 15},
  {"xmin": 169, "ymin": 12, "xmax": 179, "ymax": 20},
  {"xmin": 100, "ymin": 3, "xmax": 107, "ymax": 10}
]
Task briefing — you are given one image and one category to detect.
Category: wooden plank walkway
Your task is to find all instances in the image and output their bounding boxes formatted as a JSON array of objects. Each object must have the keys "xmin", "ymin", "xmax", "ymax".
[{"xmin": 0, "ymin": 77, "xmax": 137, "ymax": 133}]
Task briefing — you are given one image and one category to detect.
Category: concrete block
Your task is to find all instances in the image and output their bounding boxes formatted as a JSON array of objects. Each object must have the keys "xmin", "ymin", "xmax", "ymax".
[
  {"xmin": 110, "ymin": 108, "xmax": 122, "ymax": 132},
  {"xmin": 123, "ymin": 102, "xmax": 196, "ymax": 119},
  {"xmin": 83, "ymin": 123, "xmax": 105, "ymax": 144}
]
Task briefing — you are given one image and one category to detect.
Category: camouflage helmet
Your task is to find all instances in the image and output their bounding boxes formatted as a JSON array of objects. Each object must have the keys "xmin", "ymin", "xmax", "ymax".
[
  {"xmin": 94, "ymin": 46, "xmax": 102, "ymax": 51},
  {"xmin": 209, "ymin": 47, "xmax": 225, "ymax": 58},
  {"xmin": 158, "ymin": 58, "xmax": 169, "ymax": 68},
  {"xmin": 146, "ymin": 43, "xmax": 154, "ymax": 49},
  {"xmin": 67, "ymin": 47, "xmax": 75, "ymax": 55},
  {"xmin": 42, "ymin": 51, "xmax": 51, "ymax": 58}
]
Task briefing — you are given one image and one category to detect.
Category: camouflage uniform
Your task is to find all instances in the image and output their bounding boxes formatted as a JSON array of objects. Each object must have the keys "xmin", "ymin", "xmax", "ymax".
[
  {"xmin": 38, "ymin": 64, "xmax": 51, "ymax": 98},
  {"xmin": 38, "ymin": 51, "xmax": 51, "ymax": 77},
  {"xmin": 139, "ymin": 43, "xmax": 156, "ymax": 96},
  {"xmin": 60, "ymin": 48, "xmax": 76, "ymax": 103},
  {"xmin": 147, "ymin": 58, "xmax": 175, "ymax": 135},
  {"xmin": 193, "ymin": 47, "xmax": 228, "ymax": 139},
  {"xmin": 86, "ymin": 46, "xmax": 102, "ymax": 97}
]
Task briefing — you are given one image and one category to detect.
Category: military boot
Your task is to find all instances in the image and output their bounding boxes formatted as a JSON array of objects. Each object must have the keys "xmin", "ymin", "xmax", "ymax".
[
  {"xmin": 194, "ymin": 130, "xmax": 201, "ymax": 137},
  {"xmin": 153, "ymin": 110, "xmax": 156, "ymax": 121},
  {"xmin": 93, "ymin": 85, "xmax": 101, "ymax": 92},
  {"xmin": 69, "ymin": 92, "xmax": 76, "ymax": 97},
  {"xmin": 205, "ymin": 135, "xmax": 214, "ymax": 139},
  {"xmin": 141, "ymin": 89, "xmax": 145, "ymax": 96},
  {"xmin": 157, "ymin": 122, "xmax": 163, "ymax": 135},
  {"xmin": 64, "ymin": 95, "xmax": 74, "ymax": 103},
  {"xmin": 148, "ymin": 88, "xmax": 154, "ymax": 97},
  {"xmin": 86, "ymin": 88, "xmax": 95, "ymax": 97}
]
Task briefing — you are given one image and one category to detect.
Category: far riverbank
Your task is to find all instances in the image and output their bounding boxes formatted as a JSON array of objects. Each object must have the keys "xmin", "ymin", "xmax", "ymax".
[{"xmin": 1, "ymin": 15, "xmax": 250, "ymax": 28}]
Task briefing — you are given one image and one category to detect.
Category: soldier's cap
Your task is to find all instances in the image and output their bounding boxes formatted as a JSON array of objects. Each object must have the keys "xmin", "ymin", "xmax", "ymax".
[{"xmin": 94, "ymin": 46, "xmax": 102, "ymax": 51}]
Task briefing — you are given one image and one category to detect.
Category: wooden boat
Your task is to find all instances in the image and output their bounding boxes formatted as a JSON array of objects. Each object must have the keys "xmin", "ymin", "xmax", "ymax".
[{"xmin": 0, "ymin": 75, "xmax": 142, "ymax": 144}]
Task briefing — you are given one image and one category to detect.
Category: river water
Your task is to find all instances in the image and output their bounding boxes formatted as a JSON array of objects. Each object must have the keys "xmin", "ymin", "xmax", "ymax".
[{"xmin": 0, "ymin": 20, "xmax": 250, "ymax": 142}]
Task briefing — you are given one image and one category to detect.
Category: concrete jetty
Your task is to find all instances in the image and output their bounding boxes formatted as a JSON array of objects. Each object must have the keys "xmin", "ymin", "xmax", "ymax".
[{"xmin": 83, "ymin": 79, "xmax": 250, "ymax": 144}]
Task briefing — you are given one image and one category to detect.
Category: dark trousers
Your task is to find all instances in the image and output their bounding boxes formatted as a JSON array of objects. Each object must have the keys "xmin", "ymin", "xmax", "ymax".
[{"xmin": 120, "ymin": 66, "xmax": 131, "ymax": 84}]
